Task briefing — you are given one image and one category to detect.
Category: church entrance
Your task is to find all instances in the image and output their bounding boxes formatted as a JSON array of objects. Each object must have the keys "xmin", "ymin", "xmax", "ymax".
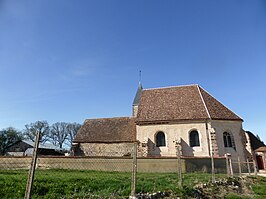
[{"xmin": 256, "ymin": 155, "xmax": 264, "ymax": 170}]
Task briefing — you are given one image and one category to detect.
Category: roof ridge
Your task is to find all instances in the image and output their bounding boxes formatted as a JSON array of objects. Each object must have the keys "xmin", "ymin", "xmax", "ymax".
[
  {"xmin": 197, "ymin": 85, "xmax": 211, "ymax": 120},
  {"xmin": 143, "ymin": 84, "xmax": 198, "ymax": 91},
  {"xmin": 85, "ymin": 116, "xmax": 133, "ymax": 122}
]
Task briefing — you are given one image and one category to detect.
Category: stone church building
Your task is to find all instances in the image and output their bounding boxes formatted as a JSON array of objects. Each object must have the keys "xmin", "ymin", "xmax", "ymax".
[{"xmin": 73, "ymin": 84, "xmax": 248, "ymax": 162}]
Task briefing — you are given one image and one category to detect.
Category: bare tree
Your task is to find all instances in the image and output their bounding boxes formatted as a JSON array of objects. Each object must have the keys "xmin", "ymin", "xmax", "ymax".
[
  {"xmin": 67, "ymin": 123, "xmax": 81, "ymax": 146},
  {"xmin": 24, "ymin": 121, "xmax": 49, "ymax": 144},
  {"xmin": 49, "ymin": 122, "xmax": 69, "ymax": 148}
]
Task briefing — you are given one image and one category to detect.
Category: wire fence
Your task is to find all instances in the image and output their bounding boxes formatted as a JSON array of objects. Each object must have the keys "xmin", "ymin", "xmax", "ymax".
[
  {"xmin": 0, "ymin": 141, "xmax": 259, "ymax": 199},
  {"xmin": 229, "ymin": 157, "xmax": 257, "ymax": 176}
]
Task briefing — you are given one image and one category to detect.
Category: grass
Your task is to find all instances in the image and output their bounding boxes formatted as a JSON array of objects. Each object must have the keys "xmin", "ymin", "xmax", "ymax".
[
  {"xmin": 249, "ymin": 175, "xmax": 266, "ymax": 199},
  {"xmin": 0, "ymin": 169, "xmax": 265, "ymax": 198}
]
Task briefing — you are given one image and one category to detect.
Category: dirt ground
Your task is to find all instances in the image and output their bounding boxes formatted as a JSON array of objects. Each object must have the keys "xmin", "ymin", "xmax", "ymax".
[{"xmin": 258, "ymin": 170, "xmax": 266, "ymax": 177}]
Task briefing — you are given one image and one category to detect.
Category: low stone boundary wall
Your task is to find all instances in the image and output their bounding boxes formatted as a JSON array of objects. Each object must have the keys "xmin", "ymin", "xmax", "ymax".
[
  {"xmin": 0, "ymin": 156, "xmax": 31, "ymax": 169},
  {"xmin": 38, "ymin": 157, "xmax": 133, "ymax": 172},
  {"xmin": 184, "ymin": 157, "xmax": 226, "ymax": 173},
  {"xmin": 38, "ymin": 157, "xmax": 186, "ymax": 173},
  {"xmin": 0, "ymin": 156, "xmax": 226, "ymax": 173}
]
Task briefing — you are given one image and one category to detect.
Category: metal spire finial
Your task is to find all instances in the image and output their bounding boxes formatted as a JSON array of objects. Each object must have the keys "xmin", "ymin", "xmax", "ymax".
[{"xmin": 139, "ymin": 70, "xmax": 142, "ymax": 85}]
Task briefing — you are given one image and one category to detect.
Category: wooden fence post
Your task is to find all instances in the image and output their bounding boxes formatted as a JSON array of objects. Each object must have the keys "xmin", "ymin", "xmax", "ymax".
[
  {"xmin": 247, "ymin": 159, "xmax": 251, "ymax": 175},
  {"xmin": 24, "ymin": 131, "xmax": 40, "ymax": 199},
  {"xmin": 253, "ymin": 159, "xmax": 258, "ymax": 175},
  {"xmin": 228, "ymin": 154, "xmax": 233, "ymax": 176},
  {"xmin": 130, "ymin": 142, "xmax": 137, "ymax": 198},
  {"xmin": 174, "ymin": 139, "xmax": 182, "ymax": 187},
  {"xmin": 226, "ymin": 154, "xmax": 230, "ymax": 177},
  {"xmin": 238, "ymin": 157, "xmax": 242, "ymax": 176},
  {"xmin": 211, "ymin": 153, "xmax": 215, "ymax": 183}
]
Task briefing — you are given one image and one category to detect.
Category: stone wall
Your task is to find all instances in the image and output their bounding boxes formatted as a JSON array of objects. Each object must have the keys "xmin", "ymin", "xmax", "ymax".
[
  {"xmin": 74, "ymin": 142, "xmax": 135, "ymax": 157},
  {"xmin": 0, "ymin": 157, "xmax": 31, "ymax": 169},
  {"xmin": 211, "ymin": 120, "xmax": 246, "ymax": 162},
  {"xmin": 136, "ymin": 120, "xmax": 247, "ymax": 163},
  {"xmin": 136, "ymin": 121, "xmax": 210, "ymax": 157},
  {"xmin": 184, "ymin": 157, "xmax": 226, "ymax": 173},
  {"xmin": 132, "ymin": 105, "xmax": 138, "ymax": 117},
  {"xmin": 244, "ymin": 131, "xmax": 253, "ymax": 159},
  {"xmin": 0, "ymin": 156, "xmax": 229, "ymax": 173},
  {"xmin": 0, "ymin": 156, "xmax": 185, "ymax": 172}
]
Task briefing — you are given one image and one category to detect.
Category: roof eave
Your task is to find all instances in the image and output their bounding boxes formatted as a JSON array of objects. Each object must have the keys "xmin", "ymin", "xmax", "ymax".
[
  {"xmin": 211, "ymin": 118, "xmax": 243, "ymax": 122},
  {"xmin": 135, "ymin": 117, "xmax": 243, "ymax": 125},
  {"xmin": 135, "ymin": 118, "xmax": 211, "ymax": 125},
  {"xmin": 73, "ymin": 140, "xmax": 136, "ymax": 144}
]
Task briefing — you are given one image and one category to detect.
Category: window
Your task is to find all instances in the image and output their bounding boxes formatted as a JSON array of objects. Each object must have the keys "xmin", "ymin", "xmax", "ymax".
[
  {"xmin": 156, "ymin": 131, "xmax": 166, "ymax": 147},
  {"xmin": 223, "ymin": 132, "xmax": 234, "ymax": 148},
  {"xmin": 189, "ymin": 130, "xmax": 200, "ymax": 147}
]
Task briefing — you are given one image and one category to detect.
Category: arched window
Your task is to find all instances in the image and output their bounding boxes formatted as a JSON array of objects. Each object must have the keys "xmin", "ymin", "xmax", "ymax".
[
  {"xmin": 223, "ymin": 132, "xmax": 233, "ymax": 148},
  {"xmin": 189, "ymin": 130, "xmax": 200, "ymax": 147},
  {"xmin": 156, "ymin": 131, "xmax": 166, "ymax": 147}
]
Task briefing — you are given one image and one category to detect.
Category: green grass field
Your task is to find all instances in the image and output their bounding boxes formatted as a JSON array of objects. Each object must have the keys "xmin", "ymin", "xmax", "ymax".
[{"xmin": 0, "ymin": 169, "xmax": 265, "ymax": 199}]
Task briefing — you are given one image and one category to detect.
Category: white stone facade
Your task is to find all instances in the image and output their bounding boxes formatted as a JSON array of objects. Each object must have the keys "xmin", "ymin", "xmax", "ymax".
[
  {"xmin": 211, "ymin": 120, "xmax": 246, "ymax": 161},
  {"xmin": 137, "ymin": 121, "xmax": 208, "ymax": 157},
  {"xmin": 137, "ymin": 120, "xmax": 246, "ymax": 161}
]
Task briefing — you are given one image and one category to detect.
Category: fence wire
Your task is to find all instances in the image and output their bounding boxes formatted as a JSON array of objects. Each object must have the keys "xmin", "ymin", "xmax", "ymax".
[{"xmin": 0, "ymin": 145, "xmax": 260, "ymax": 199}]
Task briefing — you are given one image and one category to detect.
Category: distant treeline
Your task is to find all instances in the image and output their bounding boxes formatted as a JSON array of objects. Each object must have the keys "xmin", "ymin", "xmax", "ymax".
[{"xmin": 0, "ymin": 121, "xmax": 81, "ymax": 155}]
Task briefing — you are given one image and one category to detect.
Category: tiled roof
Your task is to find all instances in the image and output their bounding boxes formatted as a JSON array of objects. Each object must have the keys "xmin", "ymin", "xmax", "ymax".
[
  {"xmin": 199, "ymin": 87, "xmax": 242, "ymax": 121},
  {"xmin": 136, "ymin": 84, "xmax": 242, "ymax": 123},
  {"xmin": 246, "ymin": 131, "xmax": 265, "ymax": 151},
  {"xmin": 74, "ymin": 117, "xmax": 136, "ymax": 143},
  {"xmin": 255, "ymin": 146, "xmax": 266, "ymax": 152}
]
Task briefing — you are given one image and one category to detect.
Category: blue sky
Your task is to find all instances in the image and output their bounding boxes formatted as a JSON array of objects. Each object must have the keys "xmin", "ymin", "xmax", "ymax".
[{"xmin": 0, "ymin": 1, "xmax": 265, "ymax": 141}]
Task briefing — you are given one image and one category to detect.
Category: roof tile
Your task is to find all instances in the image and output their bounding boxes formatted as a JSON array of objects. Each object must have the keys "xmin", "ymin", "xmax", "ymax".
[
  {"xmin": 136, "ymin": 85, "xmax": 242, "ymax": 123},
  {"xmin": 74, "ymin": 117, "xmax": 136, "ymax": 143},
  {"xmin": 199, "ymin": 86, "xmax": 242, "ymax": 121}
]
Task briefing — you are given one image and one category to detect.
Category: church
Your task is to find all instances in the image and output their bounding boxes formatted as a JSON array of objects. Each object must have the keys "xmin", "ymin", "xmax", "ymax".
[{"xmin": 73, "ymin": 83, "xmax": 248, "ymax": 162}]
